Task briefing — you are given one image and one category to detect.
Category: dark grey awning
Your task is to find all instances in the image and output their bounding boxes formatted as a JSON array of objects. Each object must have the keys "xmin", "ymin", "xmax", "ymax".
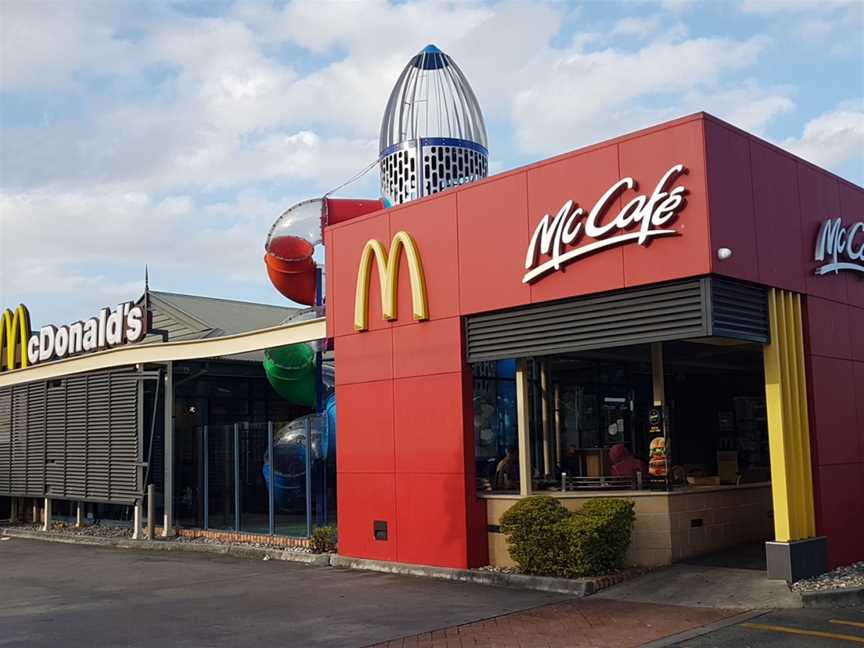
[{"xmin": 465, "ymin": 277, "xmax": 769, "ymax": 362}]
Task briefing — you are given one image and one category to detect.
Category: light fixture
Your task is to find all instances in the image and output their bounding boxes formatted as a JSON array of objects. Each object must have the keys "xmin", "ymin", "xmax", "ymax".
[{"xmin": 717, "ymin": 247, "xmax": 733, "ymax": 261}]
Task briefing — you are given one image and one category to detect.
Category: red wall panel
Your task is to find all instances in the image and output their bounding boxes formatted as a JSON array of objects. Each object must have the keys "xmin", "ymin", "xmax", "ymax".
[
  {"xmin": 525, "ymin": 143, "xmax": 626, "ymax": 303},
  {"xmin": 619, "ymin": 120, "xmax": 711, "ymax": 288},
  {"xmin": 335, "ymin": 380, "xmax": 395, "ymax": 474},
  {"xmin": 334, "ymin": 329, "xmax": 393, "ymax": 386},
  {"xmin": 388, "ymin": 193, "xmax": 461, "ymax": 326},
  {"xmin": 394, "ymin": 373, "xmax": 467, "ymax": 475},
  {"xmin": 838, "ymin": 182, "xmax": 864, "ymax": 308},
  {"xmin": 457, "ymin": 173, "xmax": 532, "ymax": 314},
  {"xmin": 808, "ymin": 356, "xmax": 860, "ymax": 467},
  {"xmin": 797, "ymin": 164, "xmax": 845, "ymax": 303},
  {"xmin": 805, "ymin": 297, "xmax": 853, "ymax": 360},
  {"xmin": 814, "ymin": 463, "xmax": 864, "ymax": 569},
  {"xmin": 704, "ymin": 119, "xmax": 759, "ymax": 282},
  {"xmin": 855, "ymin": 363, "xmax": 864, "ymax": 463},
  {"xmin": 337, "ymin": 472, "xmax": 397, "ymax": 561},
  {"xmin": 853, "ymin": 309, "xmax": 864, "ymax": 363},
  {"xmin": 395, "ymin": 472, "xmax": 470, "ymax": 567},
  {"xmin": 392, "ymin": 316, "xmax": 463, "ymax": 379},
  {"xmin": 330, "ymin": 211, "xmax": 391, "ymax": 338},
  {"xmin": 749, "ymin": 141, "xmax": 806, "ymax": 293}
]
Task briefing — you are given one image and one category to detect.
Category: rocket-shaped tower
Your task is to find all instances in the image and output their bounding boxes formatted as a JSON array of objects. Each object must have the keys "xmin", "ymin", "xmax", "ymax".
[{"xmin": 379, "ymin": 44, "xmax": 488, "ymax": 205}]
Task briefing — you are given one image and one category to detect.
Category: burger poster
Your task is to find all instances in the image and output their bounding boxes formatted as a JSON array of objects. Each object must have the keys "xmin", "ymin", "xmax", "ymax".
[{"xmin": 647, "ymin": 408, "xmax": 668, "ymax": 478}]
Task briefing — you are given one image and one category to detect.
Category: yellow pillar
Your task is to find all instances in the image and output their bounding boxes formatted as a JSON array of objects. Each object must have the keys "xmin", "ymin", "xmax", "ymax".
[{"xmin": 764, "ymin": 289, "xmax": 816, "ymax": 542}]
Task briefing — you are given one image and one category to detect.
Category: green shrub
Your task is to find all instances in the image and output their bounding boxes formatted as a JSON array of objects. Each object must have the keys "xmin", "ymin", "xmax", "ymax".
[
  {"xmin": 500, "ymin": 497, "xmax": 636, "ymax": 578},
  {"xmin": 573, "ymin": 498, "xmax": 636, "ymax": 573},
  {"xmin": 499, "ymin": 496, "xmax": 571, "ymax": 576},
  {"xmin": 309, "ymin": 525, "xmax": 338, "ymax": 553}
]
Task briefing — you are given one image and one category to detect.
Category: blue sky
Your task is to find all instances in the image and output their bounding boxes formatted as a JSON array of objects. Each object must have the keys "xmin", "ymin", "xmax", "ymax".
[{"xmin": 1, "ymin": 0, "xmax": 862, "ymax": 328}]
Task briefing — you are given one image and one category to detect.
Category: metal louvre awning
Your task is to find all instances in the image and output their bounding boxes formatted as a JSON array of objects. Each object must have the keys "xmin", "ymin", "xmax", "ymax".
[{"xmin": 465, "ymin": 277, "xmax": 769, "ymax": 363}]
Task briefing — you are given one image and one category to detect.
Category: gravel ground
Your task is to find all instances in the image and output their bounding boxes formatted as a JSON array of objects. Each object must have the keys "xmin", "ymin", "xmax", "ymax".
[
  {"xmin": 4, "ymin": 522, "xmax": 133, "ymax": 538},
  {"xmin": 170, "ymin": 535, "xmax": 313, "ymax": 552},
  {"xmin": 792, "ymin": 561, "xmax": 864, "ymax": 592}
]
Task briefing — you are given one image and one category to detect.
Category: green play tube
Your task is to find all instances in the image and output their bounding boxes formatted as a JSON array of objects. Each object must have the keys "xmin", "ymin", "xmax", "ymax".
[{"xmin": 263, "ymin": 343, "xmax": 316, "ymax": 408}]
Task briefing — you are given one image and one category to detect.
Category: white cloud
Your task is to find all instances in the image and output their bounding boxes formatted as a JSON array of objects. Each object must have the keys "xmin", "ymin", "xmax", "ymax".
[
  {"xmin": 782, "ymin": 103, "xmax": 864, "ymax": 172},
  {"xmin": 510, "ymin": 34, "xmax": 779, "ymax": 155}
]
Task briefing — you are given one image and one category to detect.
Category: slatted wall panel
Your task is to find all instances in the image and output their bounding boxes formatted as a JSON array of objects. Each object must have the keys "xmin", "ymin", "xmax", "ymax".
[
  {"xmin": 65, "ymin": 376, "xmax": 88, "ymax": 499},
  {"xmin": 108, "ymin": 375, "xmax": 139, "ymax": 503},
  {"xmin": 25, "ymin": 382, "xmax": 46, "ymax": 495},
  {"xmin": 0, "ymin": 389, "xmax": 11, "ymax": 494},
  {"xmin": 10, "ymin": 387, "xmax": 28, "ymax": 495},
  {"xmin": 45, "ymin": 381, "xmax": 67, "ymax": 497},
  {"xmin": 0, "ymin": 368, "xmax": 142, "ymax": 504}
]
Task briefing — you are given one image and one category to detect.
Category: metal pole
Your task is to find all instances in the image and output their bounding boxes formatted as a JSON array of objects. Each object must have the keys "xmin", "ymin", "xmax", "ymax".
[
  {"xmin": 132, "ymin": 499, "xmax": 142, "ymax": 540},
  {"xmin": 305, "ymin": 418, "xmax": 312, "ymax": 537},
  {"xmin": 234, "ymin": 423, "xmax": 240, "ymax": 532},
  {"xmin": 203, "ymin": 425, "xmax": 209, "ymax": 530},
  {"xmin": 147, "ymin": 484, "xmax": 155, "ymax": 540},
  {"xmin": 42, "ymin": 497, "xmax": 51, "ymax": 532},
  {"xmin": 267, "ymin": 421, "xmax": 274, "ymax": 536},
  {"xmin": 162, "ymin": 361, "xmax": 174, "ymax": 537},
  {"xmin": 75, "ymin": 501, "xmax": 82, "ymax": 528},
  {"xmin": 10, "ymin": 497, "xmax": 18, "ymax": 523}
]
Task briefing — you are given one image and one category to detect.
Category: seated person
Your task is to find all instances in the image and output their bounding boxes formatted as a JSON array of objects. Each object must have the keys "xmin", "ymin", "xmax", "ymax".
[
  {"xmin": 608, "ymin": 443, "xmax": 647, "ymax": 480},
  {"xmin": 495, "ymin": 446, "xmax": 519, "ymax": 490}
]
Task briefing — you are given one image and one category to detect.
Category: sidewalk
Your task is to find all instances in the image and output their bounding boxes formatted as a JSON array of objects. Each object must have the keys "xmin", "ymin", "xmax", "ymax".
[{"xmin": 371, "ymin": 599, "xmax": 743, "ymax": 648}]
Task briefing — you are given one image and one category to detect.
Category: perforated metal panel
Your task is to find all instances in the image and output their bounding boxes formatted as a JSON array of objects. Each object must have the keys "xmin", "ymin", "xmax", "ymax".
[
  {"xmin": 465, "ymin": 277, "xmax": 769, "ymax": 362},
  {"xmin": 0, "ymin": 368, "xmax": 144, "ymax": 504},
  {"xmin": 422, "ymin": 143, "xmax": 487, "ymax": 195},
  {"xmin": 380, "ymin": 144, "xmax": 419, "ymax": 205},
  {"xmin": 380, "ymin": 138, "xmax": 488, "ymax": 206}
]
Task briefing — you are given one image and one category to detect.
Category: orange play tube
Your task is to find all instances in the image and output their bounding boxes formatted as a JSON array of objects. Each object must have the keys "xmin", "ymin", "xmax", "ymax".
[{"xmin": 264, "ymin": 235, "xmax": 317, "ymax": 306}]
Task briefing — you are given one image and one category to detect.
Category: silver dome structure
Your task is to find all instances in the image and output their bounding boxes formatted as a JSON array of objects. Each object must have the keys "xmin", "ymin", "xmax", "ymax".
[{"xmin": 379, "ymin": 44, "xmax": 488, "ymax": 205}]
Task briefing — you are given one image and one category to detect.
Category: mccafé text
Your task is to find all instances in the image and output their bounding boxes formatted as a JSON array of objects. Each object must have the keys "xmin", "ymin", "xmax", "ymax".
[{"xmin": 523, "ymin": 164, "xmax": 688, "ymax": 283}]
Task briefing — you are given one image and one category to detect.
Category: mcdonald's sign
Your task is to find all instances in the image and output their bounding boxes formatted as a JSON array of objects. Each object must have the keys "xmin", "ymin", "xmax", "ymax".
[
  {"xmin": 354, "ymin": 231, "xmax": 428, "ymax": 332},
  {"xmin": 0, "ymin": 305, "xmax": 32, "ymax": 372}
]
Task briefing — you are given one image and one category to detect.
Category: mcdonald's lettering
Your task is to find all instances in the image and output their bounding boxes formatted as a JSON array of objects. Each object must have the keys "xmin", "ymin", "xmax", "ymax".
[
  {"xmin": 354, "ymin": 231, "xmax": 429, "ymax": 332},
  {"xmin": 0, "ymin": 302, "xmax": 148, "ymax": 373},
  {"xmin": 0, "ymin": 305, "xmax": 32, "ymax": 372}
]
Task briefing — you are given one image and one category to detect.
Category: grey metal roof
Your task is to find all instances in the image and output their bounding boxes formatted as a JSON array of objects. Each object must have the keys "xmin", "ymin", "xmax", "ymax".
[{"xmin": 144, "ymin": 291, "xmax": 302, "ymax": 342}]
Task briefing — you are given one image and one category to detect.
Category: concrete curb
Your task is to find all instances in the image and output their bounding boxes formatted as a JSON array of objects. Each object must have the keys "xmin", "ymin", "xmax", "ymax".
[
  {"xmin": 2, "ymin": 527, "xmax": 639, "ymax": 597},
  {"xmin": 329, "ymin": 555, "xmax": 594, "ymax": 596},
  {"xmin": 801, "ymin": 585, "xmax": 864, "ymax": 608},
  {"xmin": 0, "ymin": 527, "xmax": 330, "ymax": 566}
]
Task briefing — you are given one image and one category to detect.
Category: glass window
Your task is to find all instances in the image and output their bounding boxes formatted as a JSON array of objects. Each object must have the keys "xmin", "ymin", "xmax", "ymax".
[{"xmin": 473, "ymin": 360, "xmax": 517, "ymax": 493}]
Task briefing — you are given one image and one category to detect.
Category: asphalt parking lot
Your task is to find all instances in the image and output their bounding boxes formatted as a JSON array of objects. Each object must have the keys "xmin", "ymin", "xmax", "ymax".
[{"xmin": 0, "ymin": 537, "xmax": 565, "ymax": 647}]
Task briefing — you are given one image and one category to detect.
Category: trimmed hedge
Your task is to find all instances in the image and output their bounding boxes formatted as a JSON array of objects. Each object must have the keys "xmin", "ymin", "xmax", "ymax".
[
  {"xmin": 499, "ymin": 496, "xmax": 572, "ymax": 576},
  {"xmin": 499, "ymin": 496, "xmax": 636, "ymax": 578}
]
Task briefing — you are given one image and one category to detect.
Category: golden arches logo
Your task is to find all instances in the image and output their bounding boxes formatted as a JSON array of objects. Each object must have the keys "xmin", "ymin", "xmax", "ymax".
[
  {"xmin": 354, "ymin": 231, "xmax": 429, "ymax": 332},
  {"xmin": 0, "ymin": 305, "xmax": 32, "ymax": 372}
]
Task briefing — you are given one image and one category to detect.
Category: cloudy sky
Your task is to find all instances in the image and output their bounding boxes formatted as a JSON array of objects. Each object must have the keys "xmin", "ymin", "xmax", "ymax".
[{"xmin": 1, "ymin": 0, "xmax": 862, "ymax": 328}]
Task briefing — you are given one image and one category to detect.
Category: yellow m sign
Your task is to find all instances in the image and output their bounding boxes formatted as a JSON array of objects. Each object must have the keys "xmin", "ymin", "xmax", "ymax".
[
  {"xmin": 354, "ymin": 231, "xmax": 429, "ymax": 332},
  {"xmin": 0, "ymin": 305, "xmax": 32, "ymax": 372}
]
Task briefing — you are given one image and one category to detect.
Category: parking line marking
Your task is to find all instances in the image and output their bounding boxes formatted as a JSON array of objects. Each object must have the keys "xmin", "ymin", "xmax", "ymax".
[
  {"xmin": 741, "ymin": 622, "xmax": 864, "ymax": 644},
  {"xmin": 832, "ymin": 620, "xmax": 864, "ymax": 630}
]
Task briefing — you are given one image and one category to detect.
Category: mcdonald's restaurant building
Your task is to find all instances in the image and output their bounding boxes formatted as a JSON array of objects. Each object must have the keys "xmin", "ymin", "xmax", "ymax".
[
  {"xmin": 2, "ymin": 113, "xmax": 862, "ymax": 583},
  {"xmin": 327, "ymin": 113, "xmax": 863, "ymax": 583}
]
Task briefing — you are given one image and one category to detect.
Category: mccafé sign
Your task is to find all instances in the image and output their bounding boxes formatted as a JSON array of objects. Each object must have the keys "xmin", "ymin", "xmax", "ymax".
[
  {"xmin": 814, "ymin": 217, "xmax": 864, "ymax": 275},
  {"xmin": 523, "ymin": 164, "xmax": 688, "ymax": 283},
  {"xmin": 0, "ymin": 302, "xmax": 147, "ymax": 373}
]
